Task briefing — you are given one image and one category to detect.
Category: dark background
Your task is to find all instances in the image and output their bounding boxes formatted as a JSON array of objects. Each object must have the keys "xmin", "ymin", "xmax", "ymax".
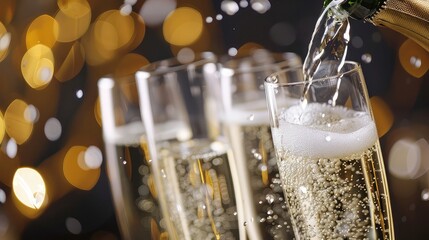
[{"xmin": 0, "ymin": 0, "xmax": 428, "ymax": 239}]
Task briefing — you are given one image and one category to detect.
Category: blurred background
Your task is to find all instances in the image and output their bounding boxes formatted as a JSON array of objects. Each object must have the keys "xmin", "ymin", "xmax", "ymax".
[{"xmin": 0, "ymin": 0, "xmax": 428, "ymax": 239}]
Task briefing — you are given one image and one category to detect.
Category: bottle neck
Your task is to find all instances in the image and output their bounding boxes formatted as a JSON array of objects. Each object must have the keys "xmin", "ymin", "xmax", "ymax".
[{"xmin": 324, "ymin": 0, "xmax": 386, "ymax": 20}]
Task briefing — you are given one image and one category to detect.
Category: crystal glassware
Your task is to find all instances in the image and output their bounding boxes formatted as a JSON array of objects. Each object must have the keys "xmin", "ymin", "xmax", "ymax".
[{"xmin": 264, "ymin": 61, "xmax": 395, "ymax": 239}]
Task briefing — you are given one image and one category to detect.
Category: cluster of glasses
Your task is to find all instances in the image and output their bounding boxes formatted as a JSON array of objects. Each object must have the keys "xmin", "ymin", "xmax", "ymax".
[{"xmin": 98, "ymin": 50, "xmax": 394, "ymax": 240}]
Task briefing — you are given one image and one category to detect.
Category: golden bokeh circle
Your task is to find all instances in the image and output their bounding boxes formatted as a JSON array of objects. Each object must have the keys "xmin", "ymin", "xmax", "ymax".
[
  {"xmin": 26, "ymin": 15, "xmax": 58, "ymax": 49},
  {"xmin": 55, "ymin": 41, "xmax": 85, "ymax": 82},
  {"xmin": 0, "ymin": 22, "xmax": 10, "ymax": 62},
  {"xmin": 63, "ymin": 146, "xmax": 101, "ymax": 191},
  {"xmin": 54, "ymin": 0, "xmax": 91, "ymax": 42},
  {"xmin": 21, "ymin": 44, "xmax": 55, "ymax": 90},
  {"xmin": 163, "ymin": 7, "xmax": 204, "ymax": 46},
  {"xmin": 0, "ymin": 111, "xmax": 5, "ymax": 144},
  {"xmin": 4, "ymin": 99, "xmax": 34, "ymax": 145},
  {"xmin": 94, "ymin": 10, "xmax": 135, "ymax": 51},
  {"xmin": 370, "ymin": 96, "xmax": 394, "ymax": 138}
]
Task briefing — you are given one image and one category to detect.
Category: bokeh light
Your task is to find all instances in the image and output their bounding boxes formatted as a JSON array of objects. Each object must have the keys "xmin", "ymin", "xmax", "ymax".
[
  {"xmin": 163, "ymin": 7, "xmax": 204, "ymax": 46},
  {"xmin": 399, "ymin": 39, "xmax": 429, "ymax": 78},
  {"xmin": 370, "ymin": 96, "xmax": 394, "ymax": 137},
  {"xmin": 12, "ymin": 167, "xmax": 46, "ymax": 209},
  {"xmin": 269, "ymin": 22, "xmax": 296, "ymax": 47},
  {"xmin": 126, "ymin": 12, "xmax": 146, "ymax": 51},
  {"xmin": 54, "ymin": 0, "xmax": 91, "ymax": 42},
  {"xmin": 228, "ymin": 47, "xmax": 238, "ymax": 56},
  {"xmin": 237, "ymin": 42, "xmax": 264, "ymax": 57},
  {"xmin": 44, "ymin": 117, "xmax": 62, "ymax": 141},
  {"xmin": 6, "ymin": 138, "xmax": 17, "ymax": 159},
  {"xmin": 55, "ymin": 41, "xmax": 85, "ymax": 82},
  {"xmin": 0, "ymin": 111, "xmax": 5, "ymax": 144},
  {"xmin": 63, "ymin": 146, "xmax": 101, "ymax": 191},
  {"xmin": 0, "ymin": 0, "xmax": 15, "ymax": 25},
  {"xmin": 0, "ymin": 22, "xmax": 11, "ymax": 62},
  {"xmin": 422, "ymin": 189, "xmax": 429, "ymax": 201},
  {"xmin": 23, "ymin": 104, "xmax": 39, "ymax": 123},
  {"xmin": 239, "ymin": 0, "xmax": 249, "ymax": 8},
  {"xmin": 120, "ymin": 3, "xmax": 133, "ymax": 16},
  {"xmin": 26, "ymin": 15, "xmax": 58, "ymax": 49},
  {"xmin": 83, "ymin": 10, "xmax": 144, "ymax": 66},
  {"xmin": 139, "ymin": 0, "xmax": 176, "ymax": 27},
  {"xmin": 82, "ymin": 145, "xmax": 103, "ymax": 170},
  {"xmin": 0, "ymin": 188, "xmax": 5, "ymax": 204},
  {"xmin": 4, "ymin": 99, "xmax": 34, "ymax": 145},
  {"xmin": 177, "ymin": 48, "xmax": 195, "ymax": 64},
  {"xmin": 206, "ymin": 16, "xmax": 213, "ymax": 23},
  {"xmin": 114, "ymin": 53, "xmax": 149, "ymax": 78},
  {"xmin": 21, "ymin": 44, "xmax": 54, "ymax": 89},
  {"xmin": 95, "ymin": 10, "xmax": 135, "ymax": 51},
  {"xmin": 388, "ymin": 138, "xmax": 429, "ymax": 179},
  {"xmin": 94, "ymin": 97, "xmax": 102, "ymax": 127},
  {"xmin": 250, "ymin": 0, "xmax": 271, "ymax": 14},
  {"xmin": 65, "ymin": 217, "xmax": 82, "ymax": 235},
  {"xmin": 76, "ymin": 89, "xmax": 83, "ymax": 99},
  {"xmin": 221, "ymin": 0, "xmax": 240, "ymax": 16},
  {"xmin": 351, "ymin": 36, "xmax": 363, "ymax": 49},
  {"xmin": 361, "ymin": 53, "xmax": 372, "ymax": 64}
]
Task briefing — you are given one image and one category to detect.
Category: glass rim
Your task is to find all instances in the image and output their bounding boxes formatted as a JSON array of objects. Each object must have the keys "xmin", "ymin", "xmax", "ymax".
[
  {"xmin": 264, "ymin": 61, "xmax": 362, "ymax": 87},
  {"xmin": 138, "ymin": 51, "xmax": 217, "ymax": 76}
]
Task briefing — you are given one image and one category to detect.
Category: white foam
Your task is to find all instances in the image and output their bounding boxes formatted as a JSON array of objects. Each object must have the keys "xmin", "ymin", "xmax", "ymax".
[{"xmin": 273, "ymin": 103, "xmax": 378, "ymax": 159}]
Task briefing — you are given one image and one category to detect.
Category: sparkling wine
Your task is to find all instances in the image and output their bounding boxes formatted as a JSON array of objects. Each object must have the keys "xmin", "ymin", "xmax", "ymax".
[
  {"xmin": 273, "ymin": 103, "xmax": 393, "ymax": 239},
  {"xmin": 157, "ymin": 139, "xmax": 241, "ymax": 240},
  {"xmin": 221, "ymin": 102, "xmax": 295, "ymax": 240},
  {"xmin": 104, "ymin": 122, "xmax": 166, "ymax": 240},
  {"xmin": 303, "ymin": 0, "xmax": 350, "ymax": 82}
]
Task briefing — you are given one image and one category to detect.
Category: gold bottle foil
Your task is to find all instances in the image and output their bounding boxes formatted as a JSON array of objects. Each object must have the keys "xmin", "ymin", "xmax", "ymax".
[{"xmin": 369, "ymin": 0, "xmax": 429, "ymax": 52}]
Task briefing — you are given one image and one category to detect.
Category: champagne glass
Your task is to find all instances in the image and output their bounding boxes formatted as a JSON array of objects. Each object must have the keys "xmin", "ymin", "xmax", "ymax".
[
  {"xmin": 98, "ymin": 74, "xmax": 166, "ymax": 239},
  {"xmin": 135, "ymin": 53, "xmax": 245, "ymax": 240},
  {"xmin": 217, "ymin": 49, "xmax": 301, "ymax": 240},
  {"xmin": 264, "ymin": 61, "xmax": 395, "ymax": 239}
]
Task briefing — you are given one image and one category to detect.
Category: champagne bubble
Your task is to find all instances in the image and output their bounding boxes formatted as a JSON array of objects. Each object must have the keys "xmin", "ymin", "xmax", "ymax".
[
  {"xmin": 266, "ymin": 194, "xmax": 275, "ymax": 204},
  {"xmin": 248, "ymin": 114, "xmax": 255, "ymax": 121}
]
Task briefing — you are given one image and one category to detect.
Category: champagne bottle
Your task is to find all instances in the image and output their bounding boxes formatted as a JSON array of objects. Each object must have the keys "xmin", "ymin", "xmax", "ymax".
[{"xmin": 324, "ymin": 0, "xmax": 429, "ymax": 52}]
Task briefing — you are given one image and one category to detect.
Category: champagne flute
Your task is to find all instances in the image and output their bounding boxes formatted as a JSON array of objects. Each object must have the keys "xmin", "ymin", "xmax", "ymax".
[
  {"xmin": 136, "ymin": 53, "xmax": 245, "ymax": 240},
  {"xmin": 264, "ymin": 61, "xmax": 395, "ymax": 239},
  {"xmin": 216, "ymin": 49, "xmax": 301, "ymax": 240},
  {"xmin": 98, "ymin": 74, "xmax": 166, "ymax": 240}
]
